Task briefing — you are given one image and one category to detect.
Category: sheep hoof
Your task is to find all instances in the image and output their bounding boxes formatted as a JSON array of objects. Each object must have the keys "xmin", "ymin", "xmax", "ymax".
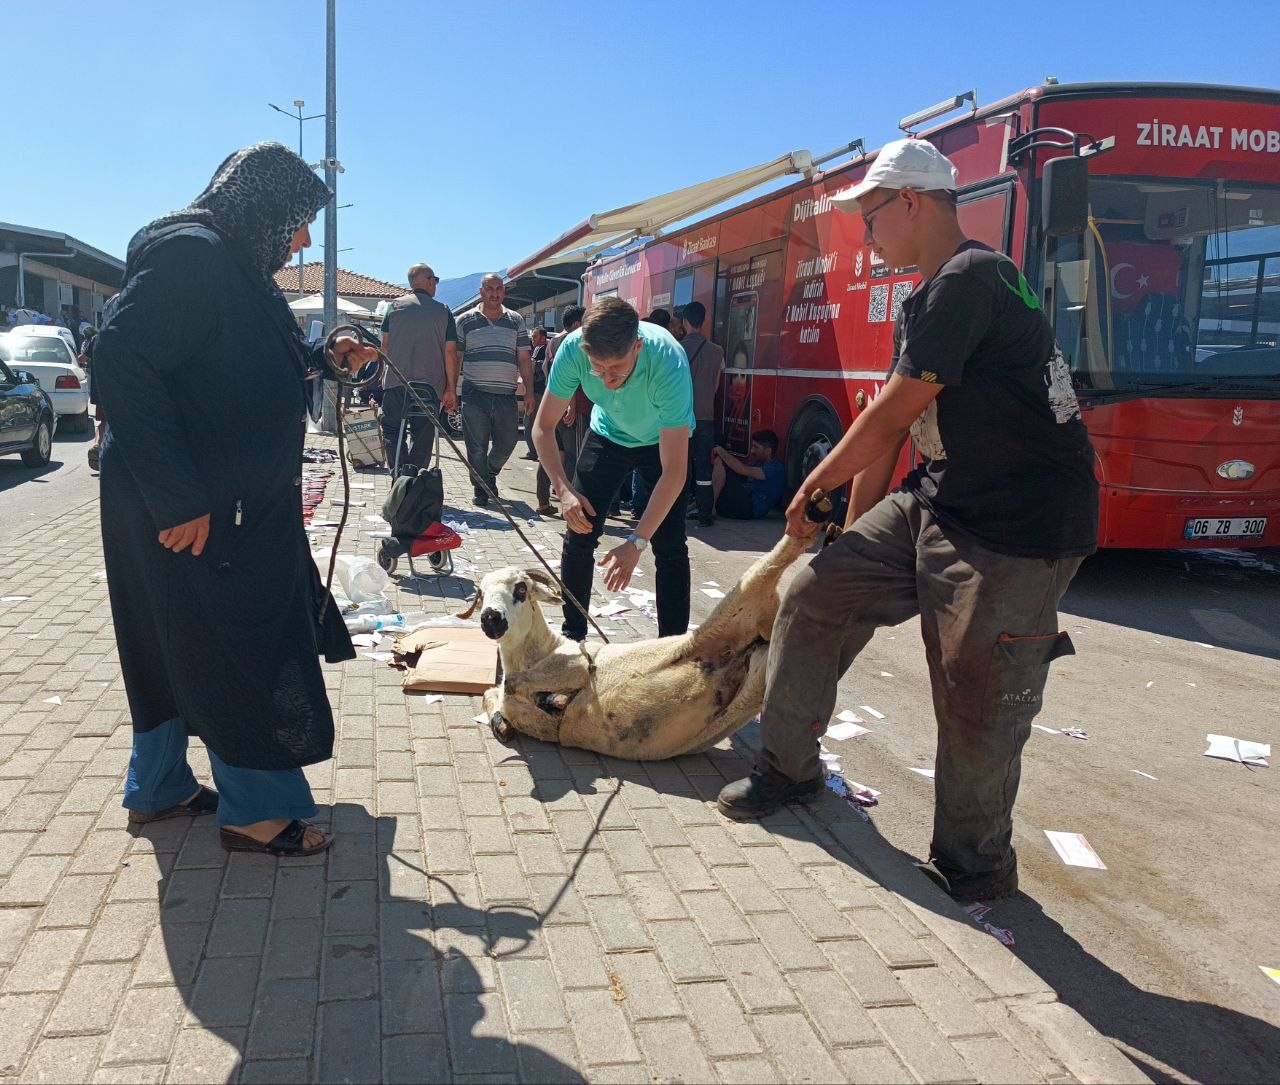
[
  {"xmin": 490, "ymin": 711, "xmax": 517, "ymax": 747},
  {"xmin": 537, "ymin": 692, "xmax": 571, "ymax": 713}
]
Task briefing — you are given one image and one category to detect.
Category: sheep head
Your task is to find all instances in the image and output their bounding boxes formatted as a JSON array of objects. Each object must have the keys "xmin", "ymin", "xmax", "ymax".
[{"xmin": 463, "ymin": 567, "xmax": 562, "ymax": 649}]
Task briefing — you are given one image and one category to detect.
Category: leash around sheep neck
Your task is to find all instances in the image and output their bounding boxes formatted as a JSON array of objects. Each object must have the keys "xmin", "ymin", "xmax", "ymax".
[{"xmin": 321, "ymin": 325, "xmax": 611, "ymax": 643}]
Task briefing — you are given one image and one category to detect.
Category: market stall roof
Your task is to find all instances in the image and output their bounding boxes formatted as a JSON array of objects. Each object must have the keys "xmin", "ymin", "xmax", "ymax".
[
  {"xmin": 506, "ymin": 149, "xmax": 815, "ymax": 278},
  {"xmin": 288, "ymin": 293, "xmax": 374, "ymax": 318}
]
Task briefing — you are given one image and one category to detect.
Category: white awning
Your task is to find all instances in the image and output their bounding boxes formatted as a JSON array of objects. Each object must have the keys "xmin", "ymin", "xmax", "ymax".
[
  {"xmin": 288, "ymin": 293, "xmax": 374, "ymax": 319},
  {"xmin": 507, "ymin": 149, "xmax": 814, "ymax": 278}
]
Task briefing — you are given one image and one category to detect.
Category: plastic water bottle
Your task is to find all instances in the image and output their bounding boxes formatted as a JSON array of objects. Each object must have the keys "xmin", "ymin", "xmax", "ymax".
[{"xmin": 343, "ymin": 610, "xmax": 429, "ymax": 634}]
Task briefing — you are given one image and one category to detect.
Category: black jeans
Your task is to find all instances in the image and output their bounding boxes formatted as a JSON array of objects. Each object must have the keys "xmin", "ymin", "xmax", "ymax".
[
  {"xmin": 690, "ymin": 420, "xmax": 715, "ymax": 520},
  {"xmin": 380, "ymin": 383, "xmax": 439, "ymax": 470},
  {"xmin": 461, "ymin": 387, "xmax": 518, "ymax": 497},
  {"xmin": 560, "ymin": 431, "xmax": 690, "ymax": 641}
]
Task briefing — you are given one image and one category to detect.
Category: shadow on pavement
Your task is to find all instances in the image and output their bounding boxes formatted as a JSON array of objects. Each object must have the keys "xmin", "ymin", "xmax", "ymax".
[
  {"xmin": 1061, "ymin": 547, "xmax": 1280, "ymax": 660},
  {"xmin": 146, "ymin": 802, "xmax": 582, "ymax": 1083}
]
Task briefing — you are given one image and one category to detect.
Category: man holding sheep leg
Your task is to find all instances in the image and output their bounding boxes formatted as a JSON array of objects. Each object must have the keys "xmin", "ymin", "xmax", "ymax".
[
  {"xmin": 531, "ymin": 297, "xmax": 696, "ymax": 640},
  {"xmin": 717, "ymin": 140, "xmax": 1098, "ymax": 903}
]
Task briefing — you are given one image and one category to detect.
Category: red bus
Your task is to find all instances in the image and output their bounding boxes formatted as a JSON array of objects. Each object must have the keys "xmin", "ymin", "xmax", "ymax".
[{"xmin": 581, "ymin": 82, "xmax": 1280, "ymax": 550}]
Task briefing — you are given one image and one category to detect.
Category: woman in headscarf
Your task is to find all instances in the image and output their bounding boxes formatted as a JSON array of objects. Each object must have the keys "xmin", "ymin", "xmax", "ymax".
[{"xmin": 93, "ymin": 142, "xmax": 376, "ymax": 857}]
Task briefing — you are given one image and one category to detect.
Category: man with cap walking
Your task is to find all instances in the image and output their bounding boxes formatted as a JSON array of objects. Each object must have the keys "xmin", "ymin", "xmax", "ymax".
[{"xmin": 717, "ymin": 139, "xmax": 1098, "ymax": 904}]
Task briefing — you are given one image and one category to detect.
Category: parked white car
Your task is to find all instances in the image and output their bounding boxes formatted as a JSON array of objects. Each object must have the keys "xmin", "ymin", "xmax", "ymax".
[
  {"xmin": 0, "ymin": 333, "xmax": 90, "ymax": 432},
  {"xmin": 9, "ymin": 324, "xmax": 79, "ymax": 356}
]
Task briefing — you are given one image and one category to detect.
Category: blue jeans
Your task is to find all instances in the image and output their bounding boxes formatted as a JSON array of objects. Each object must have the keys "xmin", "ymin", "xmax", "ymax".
[{"xmin": 123, "ymin": 719, "xmax": 317, "ymax": 828}]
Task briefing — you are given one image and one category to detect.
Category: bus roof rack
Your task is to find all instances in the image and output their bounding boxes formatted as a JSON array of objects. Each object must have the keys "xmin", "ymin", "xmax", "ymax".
[{"xmin": 899, "ymin": 90, "xmax": 977, "ymax": 134}]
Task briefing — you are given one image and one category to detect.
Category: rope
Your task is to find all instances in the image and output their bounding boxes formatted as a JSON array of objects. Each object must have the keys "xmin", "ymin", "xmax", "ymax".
[{"xmin": 320, "ymin": 325, "xmax": 611, "ymax": 642}]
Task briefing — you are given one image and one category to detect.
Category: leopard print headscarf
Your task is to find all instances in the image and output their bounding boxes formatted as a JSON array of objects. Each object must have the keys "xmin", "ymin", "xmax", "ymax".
[{"xmin": 135, "ymin": 141, "xmax": 331, "ymax": 285}]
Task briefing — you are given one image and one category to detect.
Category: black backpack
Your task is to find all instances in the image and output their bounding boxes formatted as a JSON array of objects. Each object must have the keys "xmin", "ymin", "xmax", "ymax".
[{"xmin": 381, "ymin": 464, "xmax": 444, "ymax": 538}]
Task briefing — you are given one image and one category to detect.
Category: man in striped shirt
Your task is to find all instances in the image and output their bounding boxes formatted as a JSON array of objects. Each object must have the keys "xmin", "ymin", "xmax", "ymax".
[{"xmin": 455, "ymin": 274, "xmax": 535, "ymax": 505}]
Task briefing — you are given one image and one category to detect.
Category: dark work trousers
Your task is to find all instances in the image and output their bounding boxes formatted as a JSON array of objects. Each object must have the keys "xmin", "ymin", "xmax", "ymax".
[
  {"xmin": 380, "ymin": 383, "xmax": 439, "ymax": 470},
  {"xmin": 524, "ymin": 391, "xmax": 543, "ymax": 458},
  {"xmin": 690, "ymin": 420, "xmax": 716, "ymax": 520},
  {"xmin": 756, "ymin": 489, "xmax": 1083, "ymax": 896},
  {"xmin": 560, "ymin": 431, "xmax": 690, "ymax": 641},
  {"xmin": 536, "ymin": 423, "xmax": 576, "ymax": 508},
  {"xmin": 461, "ymin": 386, "xmax": 518, "ymax": 498}
]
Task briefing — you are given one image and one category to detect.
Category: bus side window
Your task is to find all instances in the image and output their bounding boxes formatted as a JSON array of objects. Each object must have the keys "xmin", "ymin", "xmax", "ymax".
[{"xmin": 957, "ymin": 191, "xmax": 1010, "ymax": 252}]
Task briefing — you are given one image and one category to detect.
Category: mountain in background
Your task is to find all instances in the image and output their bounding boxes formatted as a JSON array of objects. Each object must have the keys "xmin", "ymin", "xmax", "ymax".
[{"xmin": 436, "ymin": 271, "xmax": 500, "ymax": 310}]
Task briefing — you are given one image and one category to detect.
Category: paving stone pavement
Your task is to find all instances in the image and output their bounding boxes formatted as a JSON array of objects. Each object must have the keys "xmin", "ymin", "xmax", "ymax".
[{"xmin": 0, "ymin": 435, "xmax": 1146, "ymax": 1084}]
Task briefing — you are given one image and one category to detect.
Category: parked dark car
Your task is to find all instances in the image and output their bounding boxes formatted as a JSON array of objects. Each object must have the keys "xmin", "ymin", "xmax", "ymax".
[{"xmin": 0, "ymin": 356, "xmax": 57, "ymax": 466}]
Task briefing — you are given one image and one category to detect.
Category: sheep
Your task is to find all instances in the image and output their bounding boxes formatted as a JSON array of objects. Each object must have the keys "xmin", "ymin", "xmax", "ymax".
[{"xmin": 460, "ymin": 533, "xmax": 811, "ymax": 760}]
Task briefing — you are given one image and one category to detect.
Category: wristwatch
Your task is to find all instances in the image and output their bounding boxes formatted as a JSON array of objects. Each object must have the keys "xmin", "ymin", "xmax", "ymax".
[{"xmin": 625, "ymin": 532, "xmax": 649, "ymax": 553}]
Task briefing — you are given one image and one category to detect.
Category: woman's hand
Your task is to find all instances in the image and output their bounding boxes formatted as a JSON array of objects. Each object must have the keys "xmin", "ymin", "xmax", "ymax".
[
  {"xmin": 329, "ymin": 335, "xmax": 378, "ymax": 373},
  {"xmin": 159, "ymin": 513, "xmax": 211, "ymax": 556}
]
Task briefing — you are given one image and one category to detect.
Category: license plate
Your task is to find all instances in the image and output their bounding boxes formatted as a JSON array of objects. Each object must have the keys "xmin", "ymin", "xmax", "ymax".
[{"xmin": 1183, "ymin": 516, "xmax": 1268, "ymax": 540}]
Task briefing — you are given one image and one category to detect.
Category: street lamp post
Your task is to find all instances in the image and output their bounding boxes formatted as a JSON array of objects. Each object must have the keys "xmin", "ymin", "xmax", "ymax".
[{"xmin": 268, "ymin": 98, "xmax": 324, "ymax": 296}]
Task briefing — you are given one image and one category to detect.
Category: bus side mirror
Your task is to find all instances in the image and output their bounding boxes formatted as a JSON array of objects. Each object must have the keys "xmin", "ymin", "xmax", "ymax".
[{"xmin": 1042, "ymin": 155, "xmax": 1088, "ymax": 237}]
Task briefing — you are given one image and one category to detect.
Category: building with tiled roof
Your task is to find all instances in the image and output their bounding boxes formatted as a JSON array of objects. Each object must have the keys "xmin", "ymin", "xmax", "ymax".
[{"xmin": 274, "ymin": 262, "xmax": 406, "ymax": 301}]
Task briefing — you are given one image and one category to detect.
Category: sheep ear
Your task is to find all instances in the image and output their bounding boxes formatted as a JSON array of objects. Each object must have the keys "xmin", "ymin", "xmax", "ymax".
[
  {"xmin": 525, "ymin": 568, "xmax": 562, "ymax": 603},
  {"xmin": 456, "ymin": 587, "xmax": 481, "ymax": 620}
]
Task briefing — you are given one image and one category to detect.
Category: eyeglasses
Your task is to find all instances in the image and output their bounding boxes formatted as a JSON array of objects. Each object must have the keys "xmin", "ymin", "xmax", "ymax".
[{"xmin": 860, "ymin": 190, "xmax": 901, "ymax": 237}]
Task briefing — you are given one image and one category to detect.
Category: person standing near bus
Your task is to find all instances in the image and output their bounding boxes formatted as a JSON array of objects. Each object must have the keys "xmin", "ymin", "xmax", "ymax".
[
  {"xmin": 717, "ymin": 139, "xmax": 1099, "ymax": 904},
  {"xmin": 680, "ymin": 301, "xmax": 725, "ymax": 527},
  {"xmin": 531, "ymin": 297, "xmax": 695, "ymax": 640}
]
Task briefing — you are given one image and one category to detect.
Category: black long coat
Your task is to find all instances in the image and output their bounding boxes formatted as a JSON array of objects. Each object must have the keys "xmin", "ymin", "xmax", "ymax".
[{"xmin": 94, "ymin": 225, "xmax": 354, "ymax": 770}]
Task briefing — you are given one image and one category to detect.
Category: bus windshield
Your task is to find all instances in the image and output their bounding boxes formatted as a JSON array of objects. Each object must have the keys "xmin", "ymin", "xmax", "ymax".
[{"xmin": 1046, "ymin": 177, "xmax": 1280, "ymax": 396}]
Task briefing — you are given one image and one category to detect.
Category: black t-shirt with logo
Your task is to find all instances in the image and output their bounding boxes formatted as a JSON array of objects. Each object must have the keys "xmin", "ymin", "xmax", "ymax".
[{"xmin": 892, "ymin": 242, "xmax": 1098, "ymax": 558}]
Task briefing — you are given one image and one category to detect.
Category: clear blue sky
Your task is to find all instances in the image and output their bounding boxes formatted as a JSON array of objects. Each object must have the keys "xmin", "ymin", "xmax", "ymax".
[{"xmin": 8, "ymin": 0, "xmax": 1278, "ymax": 287}]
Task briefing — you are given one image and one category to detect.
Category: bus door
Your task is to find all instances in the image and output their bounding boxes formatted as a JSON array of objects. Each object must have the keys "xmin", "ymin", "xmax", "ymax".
[{"xmin": 715, "ymin": 245, "xmax": 785, "ymax": 453}]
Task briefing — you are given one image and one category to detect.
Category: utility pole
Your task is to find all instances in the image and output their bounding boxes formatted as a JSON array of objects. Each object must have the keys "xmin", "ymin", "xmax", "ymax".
[
  {"xmin": 323, "ymin": 0, "xmax": 338, "ymax": 334},
  {"xmin": 268, "ymin": 98, "xmax": 323, "ymax": 296}
]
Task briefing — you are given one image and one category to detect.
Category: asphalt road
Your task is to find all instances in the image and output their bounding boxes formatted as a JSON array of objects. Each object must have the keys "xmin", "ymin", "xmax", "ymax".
[{"xmin": 0, "ymin": 421, "xmax": 99, "ymax": 548}]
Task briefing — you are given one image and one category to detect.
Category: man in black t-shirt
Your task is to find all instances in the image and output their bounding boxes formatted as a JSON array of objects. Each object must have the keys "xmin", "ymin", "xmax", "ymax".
[{"xmin": 719, "ymin": 139, "xmax": 1099, "ymax": 903}]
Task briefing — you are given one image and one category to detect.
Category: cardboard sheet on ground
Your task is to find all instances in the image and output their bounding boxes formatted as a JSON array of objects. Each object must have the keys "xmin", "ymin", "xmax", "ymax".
[
  {"xmin": 1045, "ymin": 830, "xmax": 1107, "ymax": 869},
  {"xmin": 1204, "ymin": 733, "xmax": 1270, "ymax": 766},
  {"xmin": 391, "ymin": 625, "xmax": 498, "ymax": 694}
]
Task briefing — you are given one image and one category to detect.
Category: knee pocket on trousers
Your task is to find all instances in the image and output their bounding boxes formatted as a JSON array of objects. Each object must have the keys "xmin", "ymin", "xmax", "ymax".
[{"xmin": 985, "ymin": 631, "xmax": 1075, "ymax": 726}]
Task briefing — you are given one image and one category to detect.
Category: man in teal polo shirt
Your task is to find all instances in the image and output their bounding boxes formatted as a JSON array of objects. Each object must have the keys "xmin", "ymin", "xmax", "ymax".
[{"xmin": 532, "ymin": 297, "xmax": 694, "ymax": 641}]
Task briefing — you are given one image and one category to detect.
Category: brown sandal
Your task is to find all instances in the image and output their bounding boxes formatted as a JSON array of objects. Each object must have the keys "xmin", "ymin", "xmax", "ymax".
[
  {"xmin": 128, "ymin": 785, "xmax": 219, "ymax": 825},
  {"xmin": 219, "ymin": 820, "xmax": 332, "ymax": 857}
]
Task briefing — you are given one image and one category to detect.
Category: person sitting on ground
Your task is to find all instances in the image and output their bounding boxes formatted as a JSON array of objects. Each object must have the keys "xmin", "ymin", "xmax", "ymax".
[{"xmin": 711, "ymin": 429, "xmax": 786, "ymax": 519}]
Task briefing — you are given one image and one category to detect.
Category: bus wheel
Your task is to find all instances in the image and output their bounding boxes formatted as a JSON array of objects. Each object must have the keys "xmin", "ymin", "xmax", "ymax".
[{"xmin": 789, "ymin": 406, "xmax": 846, "ymax": 522}]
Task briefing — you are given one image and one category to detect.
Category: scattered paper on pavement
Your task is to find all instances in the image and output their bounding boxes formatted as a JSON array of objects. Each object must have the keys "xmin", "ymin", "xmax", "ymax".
[
  {"xmin": 1045, "ymin": 830, "xmax": 1107, "ymax": 869},
  {"xmin": 1260, "ymin": 966, "xmax": 1280, "ymax": 986},
  {"xmin": 472, "ymin": 712, "xmax": 489, "ymax": 725},
  {"xmin": 1032, "ymin": 724, "xmax": 1059, "ymax": 734},
  {"xmin": 421, "ymin": 694, "xmax": 444, "ymax": 704},
  {"xmin": 702, "ymin": 581, "xmax": 720, "ymax": 587},
  {"xmin": 1, "ymin": 596, "xmax": 30, "ymax": 603},
  {"xmin": 1131, "ymin": 770, "xmax": 1159, "ymax": 781},
  {"xmin": 361, "ymin": 651, "xmax": 393, "ymax": 662},
  {"xmin": 590, "ymin": 601, "xmax": 630, "ymax": 617},
  {"xmin": 42, "ymin": 696, "xmax": 62, "ymax": 705},
  {"xmin": 700, "ymin": 587, "xmax": 726, "ymax": 599},
  {"xmin": 1060, "ymin": 727, "xmax": 1088, "ymax": 740},
  {"xmin": 909, "ymin": 767, "xmax": 935, "ymax": 779},
  {"xmin": 859, "ymin": 705, "xmax": 886, "ymax": 720},
  {"xmin": 350, "ymin": 482, "xmax": 375, "ymax": 490},
  {"xmin": 1204, "ymin": 733, "xmax": 1270, "ymax": 767},
  {"xmin": 880, "ymin": 671, "xmax": 894, "ymax": 678},
  {"xmin": 826, "ymin": 720, "xmax": 871, "ymax": 741},
  {"xmin": 836, "ymin": 709, "xmax": 868, "ymax": 725},
  {"xmin": 350, "ymin": 633, "xmax": 378, "ymax": 648}
]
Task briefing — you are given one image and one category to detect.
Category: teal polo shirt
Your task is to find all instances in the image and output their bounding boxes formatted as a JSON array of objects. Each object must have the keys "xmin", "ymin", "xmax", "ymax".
[{"xmin": 547, "ymin": 324, "xmax": 695, "ymax": 448}]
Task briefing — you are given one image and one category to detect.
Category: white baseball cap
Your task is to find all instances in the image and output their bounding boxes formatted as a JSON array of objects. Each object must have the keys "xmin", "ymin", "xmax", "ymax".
[{"xmin": 832, "ymin": 138, "xmax": 959, "ymax": 203}]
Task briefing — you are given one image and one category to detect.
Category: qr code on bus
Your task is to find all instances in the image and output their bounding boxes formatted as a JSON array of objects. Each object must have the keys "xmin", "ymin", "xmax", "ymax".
[
  {"xmin": 889, "ymin": 281, "xmax": 914, "ymax": 322},
  {"xmin": 868, "ymin": 284, "xmax": 890, "ymax": 323}
]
